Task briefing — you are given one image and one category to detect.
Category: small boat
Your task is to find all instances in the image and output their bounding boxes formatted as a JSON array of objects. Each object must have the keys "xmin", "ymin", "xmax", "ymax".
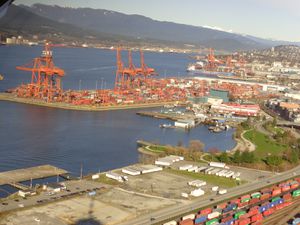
[{"xmin": 160, "ymin": 123, "xmax": 172, "ymax": 128}]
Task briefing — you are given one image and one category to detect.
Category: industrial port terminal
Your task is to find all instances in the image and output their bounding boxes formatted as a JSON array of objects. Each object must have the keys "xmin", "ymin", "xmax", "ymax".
[
  {"xmin": 2, "ymin": 43, "xmax": 300, "ymax": 225},
  {"xmin": 0, "ymin": 43, "xmax": 288, "ymax": 112}
]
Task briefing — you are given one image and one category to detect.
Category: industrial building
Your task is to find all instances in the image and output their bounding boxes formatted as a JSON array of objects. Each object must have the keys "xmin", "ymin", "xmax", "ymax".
[
  {"xmin": 174, "ymin": 119, "xmax": 195, "ymax": 128},
  {"xmin": 211, "ymin": 103, "xmax": 260, "ymax": 117}
]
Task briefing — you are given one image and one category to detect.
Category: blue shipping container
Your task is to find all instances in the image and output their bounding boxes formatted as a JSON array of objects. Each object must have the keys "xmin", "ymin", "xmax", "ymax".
[
  {"xmin": 195, "ymin": 215, "xmax": 207, "ymax": 223},
  {"xmin": 259, "ymin": 206, "xmax": 267, "ymax": 213},
  {"xmin": 221, "ymin": 219, "xmax": 235, "ymax": 225}
]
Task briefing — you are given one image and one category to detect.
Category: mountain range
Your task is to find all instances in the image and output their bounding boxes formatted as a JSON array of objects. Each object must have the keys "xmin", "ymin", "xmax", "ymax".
[{"xmin": 2, "ymin": 3, "xmax": 300, "ymax": 52}]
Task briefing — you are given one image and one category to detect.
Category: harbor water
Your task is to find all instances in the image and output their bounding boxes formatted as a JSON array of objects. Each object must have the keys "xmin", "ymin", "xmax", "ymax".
[{"xmin": 0, "ymin": 46, "xmax": 236, "ymax": 179}]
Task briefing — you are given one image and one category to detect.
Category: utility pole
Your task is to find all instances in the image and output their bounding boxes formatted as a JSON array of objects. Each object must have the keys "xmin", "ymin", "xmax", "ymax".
[{"xmin": 80, "ymin": 163, "xmax": 83, "ymax": 180}]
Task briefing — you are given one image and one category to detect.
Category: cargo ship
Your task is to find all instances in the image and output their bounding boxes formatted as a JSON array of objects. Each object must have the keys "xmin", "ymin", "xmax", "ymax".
[{"xmin": 187, "ymin": 62, "xmax": 235, "ymax": 77}]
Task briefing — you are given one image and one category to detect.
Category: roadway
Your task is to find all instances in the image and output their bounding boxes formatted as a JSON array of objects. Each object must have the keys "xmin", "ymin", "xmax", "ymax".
[{"xmin": 118, "ymin": 165, "xmax": 300, "ymax": 225}]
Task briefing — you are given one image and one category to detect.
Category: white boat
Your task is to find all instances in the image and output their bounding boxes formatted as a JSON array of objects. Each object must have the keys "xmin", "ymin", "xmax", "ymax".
[{"xmin": 159, "ymin": 123, "xmax": 172, "ymax": 128}]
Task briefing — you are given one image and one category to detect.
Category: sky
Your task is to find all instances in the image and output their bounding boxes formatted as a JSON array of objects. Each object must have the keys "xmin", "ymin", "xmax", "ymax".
[{"xmin": 16, "ymin": 0, "xmax": 300, "ymax": 42}]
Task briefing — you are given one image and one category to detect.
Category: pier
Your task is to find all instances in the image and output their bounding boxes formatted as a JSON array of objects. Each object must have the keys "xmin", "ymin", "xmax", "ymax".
[
  {"xmin": 0, "ymin": 165, "xmax": 68, "ymax": 185},
  {"xmin": 136, "ymin": 111, "xmax": 192, "ymax": 121}
]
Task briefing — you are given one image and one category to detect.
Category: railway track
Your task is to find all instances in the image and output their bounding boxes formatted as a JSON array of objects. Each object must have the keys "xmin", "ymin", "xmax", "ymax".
[{"xmin": 263, "ymin": 197, "xmax": 300, "ymax": 225}]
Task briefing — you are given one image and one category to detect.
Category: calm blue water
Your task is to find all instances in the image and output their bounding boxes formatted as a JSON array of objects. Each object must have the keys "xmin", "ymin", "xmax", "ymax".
[
  {"xmin": 0, "ymin": 46, "xmax": 236, "ymax": 182},
  {"xmin": 0, "ymin": 45, "xmax": 191, "ymax": 91}
]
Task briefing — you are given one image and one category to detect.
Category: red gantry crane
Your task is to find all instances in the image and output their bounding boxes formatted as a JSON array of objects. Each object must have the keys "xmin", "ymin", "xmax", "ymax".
[
  {"xmin": 114, "ymin": 47, "xmax": 157, "ymax": 92},
  {"xmin": 16, "ymin": 43, "xmax": 65, "ymax": 102}
]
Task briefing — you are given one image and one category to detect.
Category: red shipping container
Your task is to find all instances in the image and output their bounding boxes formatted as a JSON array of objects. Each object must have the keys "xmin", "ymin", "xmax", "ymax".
[
  {"xmin": 260, "ymin": 193, "xmax": 271, "ymax": 201},
  {"xmin": 261, "ymin": 188, "xmax": 272, "ymax": 194},
  {"xmin": 252, "ymin": 222, "xmax": 263, "ymax": 225},
  {"xmin": 263, "ymin": 208, "xmax": 274, "ymax": 217},
  {"xmin": 272, "ymin": 188, "xmax": 281, "ymax": 196},
  {"xmin": 251, "ymin": 213, "xmax": 263, "ymax": 222},
  {"xmin": 276, "ymin": 203, "xmax": 285, "ymax": 210},
  {"xmin": 238, "ymin": 218, "xmax": 251, "ymax": 225},
  {"xmin": 179, "ymin": 218, "xmax": 194, "ymax": 225},
  {"xmin": 294, "ymin": 177, "xmax": 300, "ymax": 183},
  {"xmin": 217, "ymin": 202, "xmax": 227, "ymax": 209},
  {"xmin": 200, "ymin": 208, "xmax": 212, "ymax": 215},
  {"xmin": 230, "ymin": 198, "xmax": 240, "ymax": 204},
  {"xmin": 291, "ymin": 183, "xmax": 299, "ymax": 189},
  {"xmin": 241, "ymin": 194, "xmax": 250, "ymax": 200},
  {"xmin": 239, "ymin": 213, "xmax": 250, "ymax": 219},
  {"xmin": 248, "ymin": 208, "xmax": 259, "ymax": 217},
  {"xmin": 281, "ymin": 186, "xmax": 290, "ymax": 192},
  {"xmin": 249, "ymin": 198, "xmax": 260, "ymax": 205},
  {"xmin": 283, "ymin": 193, "xmax": 292, "ymax": 201},
  {"xmin": 196, "ymin": 214, "xmax": 206, "ymax": 218},
  {"xmin": 238, "ymin": 201, "xmax": 248, "ymax": 208},
  {"xmin": 222, "ymin": 215, "xmax": 233, "ymax": 223},
  {"xmin": 283, "ymin": 202, "xmax": 293, "ymax": 207}
]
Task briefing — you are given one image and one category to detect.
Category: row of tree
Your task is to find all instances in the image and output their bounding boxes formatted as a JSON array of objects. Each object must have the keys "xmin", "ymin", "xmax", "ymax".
[{"xmin": 217, "ymin": 150, "xmax": 255, "ymax": 164}]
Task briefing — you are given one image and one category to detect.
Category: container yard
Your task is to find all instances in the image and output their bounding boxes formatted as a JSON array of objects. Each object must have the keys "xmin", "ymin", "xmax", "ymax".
[
  {"xmin": 1, "ymin": 43, "xmax": 285, "ymax": 112},
  {"xmin": 163, "ymin": 176, "xmax": 300, "ymax": 225},
  {"xmin": 0, "ymin": 160, "xmax": 298, "ymax": 225}
]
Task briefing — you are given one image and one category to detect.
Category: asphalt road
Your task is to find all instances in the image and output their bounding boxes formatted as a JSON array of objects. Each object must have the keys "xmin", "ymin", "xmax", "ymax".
[{"xmin": 119, "ymin": 165, "xmax": 300, "ymax": 225}]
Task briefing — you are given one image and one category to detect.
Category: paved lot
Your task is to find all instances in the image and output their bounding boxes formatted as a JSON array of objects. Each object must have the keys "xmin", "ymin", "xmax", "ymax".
[
  {"xmin": 0, "ymin": 180, "xmax": 105, "ymax": 213},
  {"xmin": 0, "ymin": 186, "xmax": 180, "ymax": 225}
]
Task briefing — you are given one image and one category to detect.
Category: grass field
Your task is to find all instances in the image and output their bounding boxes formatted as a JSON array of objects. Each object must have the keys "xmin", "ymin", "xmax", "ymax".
[
  {"xmin": 147, "ymin": 145, "xmax": 168, "ymax": 153},
  {"xmin": 165, "ymin": 168, "xmax": 243, "ymax": 188},
  {"xmin": 243, "ymin": 130, "xmax": 287, "ymax": 159}
]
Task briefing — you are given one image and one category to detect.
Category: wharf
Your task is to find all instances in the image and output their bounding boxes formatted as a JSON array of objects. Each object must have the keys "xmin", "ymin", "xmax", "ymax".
[
  {"xmin": 0, "ymin": 93, "xmax": 180, "ymax": 111},
  {"xmin": 136, "ymin": 111, "xmax": 191, "ymax": 121},
  {"xmin": 0, "ymin": 165, "xmax": 67, "ymax": 185}
]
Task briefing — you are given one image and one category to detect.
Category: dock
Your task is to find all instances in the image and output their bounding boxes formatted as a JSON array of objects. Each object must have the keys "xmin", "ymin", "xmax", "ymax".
[
  {"xmin": 136, "ymin": 111, "xmax": 187, "ymax": 121},
  {"xmin": 0, "ymin": 165, "xmax": 68, "ymax": 185}
]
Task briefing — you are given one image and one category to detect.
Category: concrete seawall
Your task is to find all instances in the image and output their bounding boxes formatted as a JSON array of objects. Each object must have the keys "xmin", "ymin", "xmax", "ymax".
[{"xmin": 0, "ymin": 93, "xmax": 180, "ymax": 112}]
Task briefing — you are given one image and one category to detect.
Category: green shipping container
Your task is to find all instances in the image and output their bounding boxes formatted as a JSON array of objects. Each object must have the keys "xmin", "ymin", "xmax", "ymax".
[
  {"xmin": 234, "ymin": 211, "xmax": 246, "ymax": 219},
  {"xmin": 206, "ymin": 218, "xmax": 219, "ymax": 225},
  {"xmin": 292, "ymin": 189, "xmax": 300, "ymax": 197},
  {"xmin": 251, "ymin": 193, "xmax": 261, "ymax": 199},
  {"xmin": 271, "ymin": 197, "xmax": 281, "ymax": 202},
  {"xmin": 241, "ymin": 198, "xmax": 251, "ymax": 203}
]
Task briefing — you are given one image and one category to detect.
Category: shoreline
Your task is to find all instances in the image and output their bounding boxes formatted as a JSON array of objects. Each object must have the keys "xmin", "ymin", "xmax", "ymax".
[{"xmin": 0, "ymin": 93, "xmax": 181, "ymax": 112}]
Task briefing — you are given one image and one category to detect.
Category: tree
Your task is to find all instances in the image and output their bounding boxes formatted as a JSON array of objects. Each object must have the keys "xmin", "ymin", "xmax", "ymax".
[
  {"xmin": 219, "ymin": 152, "xmax": 229, "ymax": 163},
  {"xmin": 266, "ymin": 155, "xmax": 283, "ymax": 167},
  {"xmin": 272, "ymin": 117, "xmax": 277, "ymax": 127},
  {"xmin": 188, "ymin": 140, "xmax": 205, "ymax": 152},
  {"xmin": 177, "ymin": 140, "xmax": 183, "ymax": 147},
  {"xmin": 286, "ymin": 149, "xmax": 299, "ymax": 164},
  {"xmin": 232, "ymin": 150, "xmax": 242, "ymax": 164},
  {"xmin": 208, "ymin": 147, "xmax": 220, "ymax": 154},
  {"xmin": 241, "ymin": 151, "xmax": 255, "ymax": 163}
]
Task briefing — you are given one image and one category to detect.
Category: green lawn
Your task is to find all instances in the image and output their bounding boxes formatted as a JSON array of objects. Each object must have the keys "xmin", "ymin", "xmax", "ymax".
[
  {"xmin": 147, "ymin": 145, "xmax": 167, "ymax": 153},
  {"xmin": 166, "ymin": 168, "xmax": 243, "ymax": 188},
  {"xmin": 95, "ymin": 174, "xmax": 120, "ymax": 185},
  {"xmin": 264, "ymin": 123, "xmax": 284, "ymax": 135},
  {"xmin": 243, "ymin": 130, "xmax": 287, "ymax": 159}
]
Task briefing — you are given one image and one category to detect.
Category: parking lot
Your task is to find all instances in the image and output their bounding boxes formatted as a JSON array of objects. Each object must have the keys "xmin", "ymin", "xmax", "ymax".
[{"xmin": 0, "ymin": 180, "xmax": 105, "ymax": 213}]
